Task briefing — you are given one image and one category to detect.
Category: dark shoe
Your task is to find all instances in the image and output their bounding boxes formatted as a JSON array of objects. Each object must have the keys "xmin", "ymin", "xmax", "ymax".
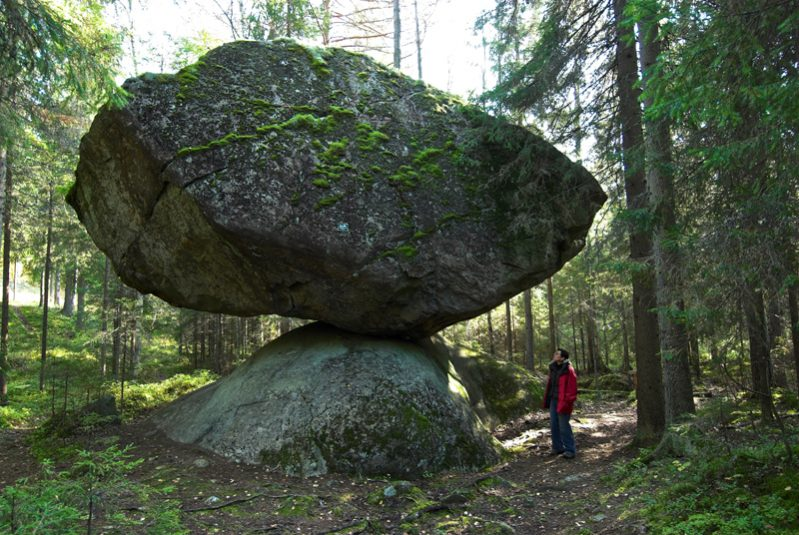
[
  {"xmin": 549, "ymin": 449, "xmax": 565, "ymax": 456},
  {"xmin": 562, "ymin": 452, "xmax": 575, "ymax": 459}
]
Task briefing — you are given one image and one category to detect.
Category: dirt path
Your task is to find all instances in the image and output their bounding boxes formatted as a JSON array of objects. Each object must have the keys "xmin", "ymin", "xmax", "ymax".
[{"xmin": 1, "ymin": 398, "xmax": 644, "ymax": 534}]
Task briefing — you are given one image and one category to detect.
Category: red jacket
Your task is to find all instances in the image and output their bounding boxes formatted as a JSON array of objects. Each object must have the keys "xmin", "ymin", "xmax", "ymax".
[{"xmin": 542, "ymin": 361, "xmax": 578, "ymax": 414}]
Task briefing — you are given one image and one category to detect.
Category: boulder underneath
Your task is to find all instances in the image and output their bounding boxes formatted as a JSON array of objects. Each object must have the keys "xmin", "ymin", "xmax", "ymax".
[{"xmin": 150, "ymin": 323, "xmax": 502, "ymax": 477}]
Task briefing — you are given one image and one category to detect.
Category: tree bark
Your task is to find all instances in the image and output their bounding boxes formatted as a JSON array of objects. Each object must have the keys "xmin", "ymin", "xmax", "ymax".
[
  {"xmin": 619, "ymin": 296, "xmax": 631, "ymax": 372},
  {"xmin": 39, "ymin": 185, "xmax": 54, "ymax": 391},
  {"xmin": 504, "ymin": 299, "xmax": 513, "ymax": 361},
  {"xmin": 789, "ymin": 284, "xmax": 799, "ymax": 394},
  {"xmin": 100, "ymin": 257, "xmax": 110, "ymax": 376},
  {"xmin": 319, "ymin": 0, "xmax": 331, "ymax": 45},
  {"xmin": 393, "ymin": 0, "xmax": 401, "ymax": 69},
  {"xmin": 112, "ymin": 280, "xmax": 122, "ymax": 380},
  {"xmin": 413, "ymin": 0, "xmax": 422, "ymax": 79},
  {"xmin": 547, "ymin": 278, "xmax": 556, "ymax": 354},
  {"xmin": 61, "ymin": 261, "xmax": 77, "ymax": 316},
  {"xmin": 743, "ymin": 287, "xmax": 774, "ymax": 421},
  {"xmin": 76, "ymin": 270, "xmax": 86, "ymax": 330},
  {"xmin": 614, "ymin": 0, "xmax": 665, "ymax": 444},
  {"xmin": 639, "ymin": 14, "xmax": 694, "ymax": 422},
  {"xmin": 523, "ymin": 288, "xmax": 534, "ymax": 369},
  {"xmin": 53, "ymin": 268, "xmax": 60, "ymax": 306},
  {"xmin": 586, "ymin": 286, "xmax": 599, "ymax": 375},
  {"xmin": 486, "ymin": 309, "xmax": 495, "ymax": 356},
  {"xmin": 0, "ymin": 144, "xmax": 11, "ymax": 404},
  {"xmin": 192, "ymin": 313, "xmax": 199, "ymax": 369},
  {"xmin": 689, "ymin": 328, "xmax": 701, "ymax": 381}
]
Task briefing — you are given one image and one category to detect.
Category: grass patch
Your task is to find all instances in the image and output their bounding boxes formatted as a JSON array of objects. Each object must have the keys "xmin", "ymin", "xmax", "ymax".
[{"xmin": 609, "ymin": 420, "xmax": 799, "ymax": 534}]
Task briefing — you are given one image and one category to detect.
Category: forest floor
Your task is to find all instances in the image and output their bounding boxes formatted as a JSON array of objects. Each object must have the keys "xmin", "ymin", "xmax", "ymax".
[{"xmin": 1, "ymin": 397, "xmax": 648, "ymax": 534}]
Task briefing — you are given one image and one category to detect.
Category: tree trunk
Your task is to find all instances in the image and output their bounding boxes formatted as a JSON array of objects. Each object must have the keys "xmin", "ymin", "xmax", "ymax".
[
  {"xmin": 53, "ymin": 268, "xmax": 60, "ymax": 306},
  {"xmin": 192, "ymin": 313, "xmax": 199, "ymax": 370},
  {"xmin": 614, "ymin": 0, "xmax": 665, "ymax": 444},
  {"xmin": 689, "ymin": 328, "xmax": 701, "ymax": 381},
  {"xmin": 61, "ymin": 261, "xmax": 77, "ymax": 316},
  {"xmin": 112, "ymin": 280, "xmax": 122, "ymax": 380},
  {"xmin": 413, "ymin": 0, "xmax": 422, "ymax": 79},
  {"xmin": 129, "ymin": 293, "xmax": 142, "ymax": 379},
  {"xmin": 743, "ymin": 286, "xmax": 774, "ymax": 421},
  {"xmin": 319, "ymin": 0, "xmax": 331, "ymax": 45},
  {"xmin": 789, "ymin": 284, "xmax": 799, "ymax": 394},
  {"xmin": 486, "ymin": 309, "xmax": 495, "ymax": 356},
  {"xmin": 547, "ymin": 278, "xmax": 556, "ymax": 354},
  {"xmin": 393, "ymin": 0, "xmax": 401, "ymax": 69},
  {"xmin": 523, "ymin": 289, "xmax": 534, "ymax": 370},
  {"xmin": 76, "ymin": 270, "xmax": 87, "ymax": 330},
  {"xmin": 505, "ymin": 299, "xmax": 513, "ymax": 361},
  {"xmin": 100, "ymin": 257, "xmax": 110, "ymax": 376},
  {"xmin": 200, "ymin": 314, "xmax": 207, "ymax": 367},
  {"xmin": 214, "ymin": 314, "xmax": 223, "ymax": 373},
  {"xmin": 586, "ymin": 287, "xmax": 599, "ymax": 375},
  {"xmin": 571, "ymin": 312, "xmax": 578, "ymax": 373},
  {"xmin": 639, "ymin": 15, "xmax": 694, "ymax": 422},
  {"xmin": 39, "ymin": 185, "xmax": 54, "ymax": 391},
  {"xmin": 0, "ymin": 144, "xmax": 11, "ymax": 404},
  {"xmin": 619, "ymin": 296, "xmax": 631, "ymax": 372}
]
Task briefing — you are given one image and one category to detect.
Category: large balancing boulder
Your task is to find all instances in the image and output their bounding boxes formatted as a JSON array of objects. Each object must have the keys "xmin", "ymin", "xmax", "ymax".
[
  {"xmin": 150, "ymin": 323, "xmax": 502, "ymax": 476},
  {"xmin": 69, "ymin": 39, "xmax": 606, "ymax": 337}
]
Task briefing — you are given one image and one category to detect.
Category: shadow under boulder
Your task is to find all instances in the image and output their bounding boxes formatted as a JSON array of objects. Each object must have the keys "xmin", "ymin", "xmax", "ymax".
[{"xmin": 150, "ymin": 323, "xmax": 502, "ymax": 477}]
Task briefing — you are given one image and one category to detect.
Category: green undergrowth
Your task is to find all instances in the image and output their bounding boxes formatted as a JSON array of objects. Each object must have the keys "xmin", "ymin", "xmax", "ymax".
[
  {"xmin": 0, "ymin": 445, "xmax": 187, "ymax": 534},
  {"xmin": 0, "ymin": 304, "xmax": 207, "ymax": 430},
  {"xmin": 117, "ymin": 370, "xmax": 217, "ymax": 419},
  {"xmin": 609, "ymin": 417, "xmax": 799, "ymax": 534}
]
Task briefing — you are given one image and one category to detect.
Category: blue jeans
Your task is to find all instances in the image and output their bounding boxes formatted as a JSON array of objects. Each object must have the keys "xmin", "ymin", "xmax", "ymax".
[{"xmin": 550, "ymin": 402, "xmax": 575, "ymax": 455}]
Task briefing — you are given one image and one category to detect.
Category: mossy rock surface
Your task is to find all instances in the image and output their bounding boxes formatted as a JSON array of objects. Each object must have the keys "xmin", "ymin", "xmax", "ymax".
[
  {"xmin": 418, "ymin": 339, "xmax": 544, "ymax": 429},
  {"xmin": 70, "ymin": 39, "xmax": 605, "ymax": 337},
  {"xmin": 150, "ymin": 323, "xmax": 502, "ymax": 477},
  {"xmin": 593, "ymin": 373, "xmax": 634, "ymax": 392}
]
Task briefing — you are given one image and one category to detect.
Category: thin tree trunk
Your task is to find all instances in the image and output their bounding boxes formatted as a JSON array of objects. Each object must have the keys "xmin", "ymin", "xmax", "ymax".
[
  {"xmin": 689, "ymin": 328, "xmax": 701, "ymax": 381},
  {"xmin": 789, "ymin": 284, "xmax": 799, "ymax": 394},
  {"xmin": 586, "ymin": 288, "xmax": 598, "ymax": 375},
  {"xmin": 620, "ymin": 297, "xmax": 631, "ymax": 372},
  {"xmin": 393, "ymin": 0, "xmax": 401, "ymax": 69},
  {"xmin": 547, "ymin": 278, "xmax": 556, "ymax": 354},
  {"xmin": 61, "ymin": 261, "xmax": 77, "ymax": 316},
  {"xmin": 200, "ymin": 314, "xmax": 207, "ymax": 367},
  {"xmin": 523, "ymin": 289, "xmax": 534, "ymax": 370},
  {"xmin": 614, "ymin": 0, "xmax": 664, "ymax": 443},
  {"xmin": 214, "ymin": 314, "xmax": 223, "ymax": 373},
  {"xmin": 571, "ymin": 312, "xmax": 578, "ymax": 373},
  {"xmin": 504, "ymin": 299, "xmax": 513, "ymax": 361},
  {"xmin": 486, "ymin": 309, "xmax": 495, "ymax": 356},
  {"xmin": 39, "ymin": 185, "xmax": 54, "ymax": 391},
  {"xmin": 639, "ymin": 14, "xmax": 694, "ymax": 422},
  {"xmin": 192, "ymin": 313, "xmax": 199, "ymax": 370},
  {"xmin": 112, "ymin": 281, "xmax": 122, "ymax": 380},
  {"xmin": 0, "ymin": 144, "xmax": 10, "ymax": 404},
  {"xmin": 413, "ymin": 0, "xmax": 422, "ymax": 79},
  {"xmin": 319, "ymin": 0, "xmax": 331, "ymax": 45},
  {"xmin": 579, "ymin": 324, "xmax": 586, "ymax": 373},
  {"xmin": 53, "ymin": 268, "xmax": 60, "ymax": 306},
  {"xmin": 743, "ymin": 287, "xmax": 774, "ymax": 421},
  {"xmin": 76, "ymin": 270, "xmax": 86, "ymax": 330},
  {"xmin": 130, "ymin": 294, "xmax": 141, "ymax": 379},
  {"xmin": 100, "ymin": 258, "xmax": 110, "ymax": 377}
]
